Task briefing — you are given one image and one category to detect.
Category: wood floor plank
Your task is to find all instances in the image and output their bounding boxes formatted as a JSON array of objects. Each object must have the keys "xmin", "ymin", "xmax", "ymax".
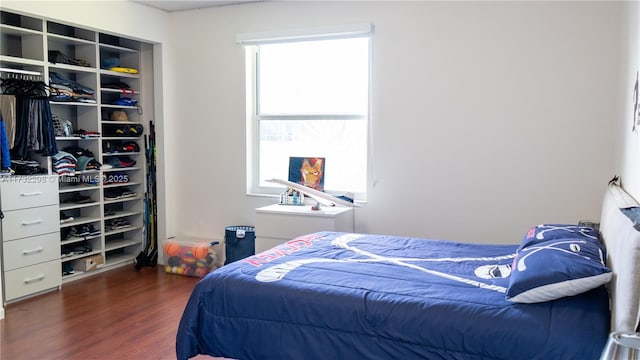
[{"xmin": 0, "ymin": 265, "xmax": 216, "ymax": 359}]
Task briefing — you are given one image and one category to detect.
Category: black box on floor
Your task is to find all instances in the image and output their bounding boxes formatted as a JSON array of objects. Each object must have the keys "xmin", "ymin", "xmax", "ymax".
[{"xmin": 224, "ymin": 226, "xmax": 255, "ymax": 265}]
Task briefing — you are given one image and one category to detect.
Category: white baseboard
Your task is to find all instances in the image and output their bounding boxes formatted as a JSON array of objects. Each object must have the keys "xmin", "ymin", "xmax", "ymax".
[{"xmin": 0, "ymin": 306, "xmax": 4, "ymax": 320}]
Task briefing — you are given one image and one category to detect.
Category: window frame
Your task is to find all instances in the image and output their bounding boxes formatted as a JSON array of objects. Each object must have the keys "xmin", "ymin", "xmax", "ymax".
[{"xmin": 242, "ymin": 25, "xmax": 372, "ymax": 201}]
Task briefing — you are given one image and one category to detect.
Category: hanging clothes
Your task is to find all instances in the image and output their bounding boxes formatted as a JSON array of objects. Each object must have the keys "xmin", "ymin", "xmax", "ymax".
[
  {"xmin": 0, "ymin": 112, "xmax": 10, "ymax": 169},
  {"xmin": 0, "ymin": 76, "xmax": 58, "ymax": 159},
  {"xmin": 0, "ymin": 94, "xmax": 16, "ymax": 148}
]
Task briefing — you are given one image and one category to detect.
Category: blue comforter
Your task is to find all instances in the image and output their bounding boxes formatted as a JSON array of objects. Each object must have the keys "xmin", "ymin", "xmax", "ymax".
[{"xmin": 177, "ymin": 231, "xmax": 610, "ymax": 359}]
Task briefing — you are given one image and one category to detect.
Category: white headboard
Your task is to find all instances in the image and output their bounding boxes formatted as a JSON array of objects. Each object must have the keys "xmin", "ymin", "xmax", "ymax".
[{"xmin": 599, "ymin": 181, "xmax": 640, "ymax": 332}]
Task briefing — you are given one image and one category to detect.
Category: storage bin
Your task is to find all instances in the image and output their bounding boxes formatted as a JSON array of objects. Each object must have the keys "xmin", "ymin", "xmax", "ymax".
[
  {"xmin": 224, "ymin": 226, "xmax": 255, "ymax": 265},
  {"xmin": 163, "ymin": 238, "xmax": 218, "ymax": 277},
  {"xmin": 72, "ymin": 255, "xmax": 104, "ymax": 272}
]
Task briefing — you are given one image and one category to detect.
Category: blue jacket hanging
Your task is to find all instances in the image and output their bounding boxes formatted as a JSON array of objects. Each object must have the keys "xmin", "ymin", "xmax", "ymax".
[{"xmin": 0, "ymin": 112, "xmax": 10, "ymax": 169}]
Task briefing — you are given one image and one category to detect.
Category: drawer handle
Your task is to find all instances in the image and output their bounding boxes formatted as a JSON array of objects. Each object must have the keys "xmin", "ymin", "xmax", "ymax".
[
  {"xmin": 24, "ymin": 274, "xmax": 46, "ymax": 284},
  {"xmin": 21, "ymin": 219, "xmax": 43, "ymax": 226},
  {"xmin": 23, "ymin": 247, "xmax": 44, "ymax": 255},
  {"xmin": 20, "ymin": 191, "xmax": 43, "ymax": 197}
]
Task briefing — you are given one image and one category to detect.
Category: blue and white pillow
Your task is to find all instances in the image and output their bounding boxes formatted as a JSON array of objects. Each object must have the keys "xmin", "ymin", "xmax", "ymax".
[
  {"xmin": 506, "ymin": 237, "xmax": 612, "ymax": 303},
  {"xmin": 620, "ymin": 207, "xmax": 640, "ymax": 231},
  {"xmin": 519, "ymin": 223, "xmax": 600, "ymax": 250}
]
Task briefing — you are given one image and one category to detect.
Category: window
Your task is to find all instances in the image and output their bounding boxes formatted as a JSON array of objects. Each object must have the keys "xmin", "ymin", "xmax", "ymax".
[{"xmin": 240, "ymin": 25, "xmax": 372, "ymax": 200}]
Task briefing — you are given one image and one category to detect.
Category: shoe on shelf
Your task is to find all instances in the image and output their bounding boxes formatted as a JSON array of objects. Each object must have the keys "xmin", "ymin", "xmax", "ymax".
[
  {"xmin": 72, "ymin": 240, "xmax": 92, "ymax": 254},
  {"xmin": 72, "ymin": 244, "xmax": 86, "ymax": 254},
  {"xmin": 60, "ymin": 211, "xmax": 74, "ymax": 224},
  {"xmin": 64, "ymin": 193, "xmax": 92, "ymax": 204},
  {"xmin": 62, "ymin": 262, "xmax": 74, "ymax": 276},
  {"xmin": 87, "ymin": 224, "xmax": 101, "ymax": 236},
  {"xmin": 120, "ymin": 189, "xmax": 136, "ymax": 198},
  {"xmin": 104, "ymin": 188, "xmax": 121, "ymax": 200},
  {"xmin": 69, "ymin": 225, "xmax": 90, "ymax": 238},
  {"xmin": 61, "ymin": 246, "xmax": 74, "ymax": 258},
  {"xmin": 114, "ymin": 218, "xmax": 130, "ymax": 229}
]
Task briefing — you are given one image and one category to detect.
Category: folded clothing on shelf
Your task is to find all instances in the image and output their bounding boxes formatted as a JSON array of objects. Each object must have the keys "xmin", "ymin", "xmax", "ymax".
[
  {"xmin": 48, "ymin": 50, "xmax": 91, "ymax": 67},
  {"xmin": 72, "ymin": 129, "xmax": 101, "ymax": 138},
  {"xmin": 11, "ymin": 160, "xmax": 45, "ymax": 175},
  {"xmin": 49, "ymin": 72, "xmax": 96, "ymax": 103},
  {"xmin": 49, "ymin": 72, "xmax": 95, "ymax": 95},
  {"xmin": 112, "ymin": 97, "xmax": 138, "ymax": 106}
]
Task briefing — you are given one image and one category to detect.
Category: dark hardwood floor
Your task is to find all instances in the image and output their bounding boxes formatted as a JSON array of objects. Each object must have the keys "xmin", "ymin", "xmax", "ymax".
[{"xmin": 0, "ymin": 265, "xmax": 217, "ymax": 359}]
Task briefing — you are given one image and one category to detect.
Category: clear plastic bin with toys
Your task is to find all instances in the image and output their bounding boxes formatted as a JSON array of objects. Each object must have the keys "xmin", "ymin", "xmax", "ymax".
[{"xmin": 163, "ymin": 237, "xmax": 221, "ymax": 277}]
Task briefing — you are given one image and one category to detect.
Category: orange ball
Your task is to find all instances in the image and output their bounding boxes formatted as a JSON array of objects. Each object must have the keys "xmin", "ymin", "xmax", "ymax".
[
  {"xmin": 164, "ymin": 243, "xmax": 180, "ymax": 257},
  {"xmin": 192, "ymin": 246, "xmax": 209, "ymax": 259}
]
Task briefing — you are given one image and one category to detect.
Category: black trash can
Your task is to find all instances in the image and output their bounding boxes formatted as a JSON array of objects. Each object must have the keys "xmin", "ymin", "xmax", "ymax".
[{"xmin": 224, "ymin": 225, "xmax": 255, "ymax": 265}]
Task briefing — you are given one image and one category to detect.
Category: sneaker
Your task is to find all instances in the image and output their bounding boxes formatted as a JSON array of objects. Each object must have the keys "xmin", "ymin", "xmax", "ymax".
[
  {"xmin": 103, "ymin": 172, "xmax": 128, "ymax": 185},
  {"xmin": 87, "ymin": 224, "xmax": 101, "ymax": 236},
  {"xmin": 104, "ymin": 188, "xmax": 122, "ymax": 200},
  {"xmin": 64, "ymin": 193, "xmax": 92, "ymax": 204},
  {"xmin": 69, "ymin": 225, "xmax": 89, "ymax": 238},
  {"xmin": 114, "ymin": 218, "xmax": 130, "ymax": 229},
  {"xmin": 62, "ymin": 262, "xmax": 74, "ymax": 275},
  {"xmin": 120, "ymin": 189, "xmax": 136, "ymax": 198},
  {"xmin": 72, "ymin": 240, "xmax": 92, "ymax": 254},
  {"xmin": 104, "ymin": 219, "xmax": 115, "ymax": 230},
  {"xmin": 72, "ymin": 244, "xmax": 86, "ymax": 254},
  {"xmin": 61, "ymin": 246, "xmax": 74, "ymax": 258},
  {"xmin": 60, "ymin": 211, "xmax": 74, "ymax": 224}
]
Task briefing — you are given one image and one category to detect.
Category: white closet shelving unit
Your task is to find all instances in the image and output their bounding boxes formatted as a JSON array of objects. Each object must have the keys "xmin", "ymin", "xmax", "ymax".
[{"xmin": 0, "ymin": 9, "xmax": 154, "ymax": 302}]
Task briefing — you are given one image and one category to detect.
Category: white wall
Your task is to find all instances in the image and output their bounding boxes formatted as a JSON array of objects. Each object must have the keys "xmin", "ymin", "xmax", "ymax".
[
  {"xmin": 2, "ymin": 1, "xmax": 632, "ymax": 248},
  {"xmin": 2, "ymin": 1, "xmax": 168, "ymax": 43},
  {"xmin": 168, "ymin": 1, "xmax": 623, "ymax": 245},
  {"xmin": 619, "ymin": 1, "xmax": 640, "ymax": 199}
]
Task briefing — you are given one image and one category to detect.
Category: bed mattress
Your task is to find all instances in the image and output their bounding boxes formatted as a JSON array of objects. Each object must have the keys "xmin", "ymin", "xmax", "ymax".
[{"xmin": 176, "ymin": 231, "xmax": 610, "ymax": 360}]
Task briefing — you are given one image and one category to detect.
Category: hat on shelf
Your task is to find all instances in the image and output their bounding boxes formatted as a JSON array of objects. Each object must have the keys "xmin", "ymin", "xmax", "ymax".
[{"xmin": 110, "ymin": 110, "xmax": 128, "ymax": 122}]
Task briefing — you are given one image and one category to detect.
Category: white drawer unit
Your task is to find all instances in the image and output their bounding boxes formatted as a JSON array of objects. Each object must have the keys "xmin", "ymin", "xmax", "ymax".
[
  {"xmin": 2, "ymin": 205, "xmax": 59, "ymax": 241},
  {"xmin": 0, "ymin": 177, "xmax": 58, "ymax": 210},
  {"xmin": 3, "ymin": 233, "xmax": 60, "ymax": 271},
  {"xmin": 1, "ymin": 176, "xmax": 61, "ymax": 303},
  {"xmin": 255, "ymin": 204, "xmax": 354, "ymax": 253},
  {"xmin": 3, "ymin": 260, "xmax": 61, "ymax": 301}
]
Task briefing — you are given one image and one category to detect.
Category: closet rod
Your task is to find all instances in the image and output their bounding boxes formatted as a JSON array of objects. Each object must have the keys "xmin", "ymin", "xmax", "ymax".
[{"xmin": 0, "ymin": 67, "xmax": 41, "ymax": 76}]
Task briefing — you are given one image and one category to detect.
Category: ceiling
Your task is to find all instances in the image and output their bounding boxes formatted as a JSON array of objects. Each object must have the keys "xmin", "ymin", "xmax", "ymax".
[{"xmin": 131, "ymin": 0, "xmax": 260, "ymax": 12}]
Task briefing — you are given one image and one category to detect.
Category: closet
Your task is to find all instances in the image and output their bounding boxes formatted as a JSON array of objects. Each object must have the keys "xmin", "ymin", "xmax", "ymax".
[{"xmin": 0, "ymin": 9, "xmax": 153, "ymax": 304}]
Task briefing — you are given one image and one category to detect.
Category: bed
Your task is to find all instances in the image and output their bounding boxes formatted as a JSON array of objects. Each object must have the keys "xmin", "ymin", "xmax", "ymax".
[{"xmin": 176, "ymin": 181, "xmax": 640, "ymax": 360}]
